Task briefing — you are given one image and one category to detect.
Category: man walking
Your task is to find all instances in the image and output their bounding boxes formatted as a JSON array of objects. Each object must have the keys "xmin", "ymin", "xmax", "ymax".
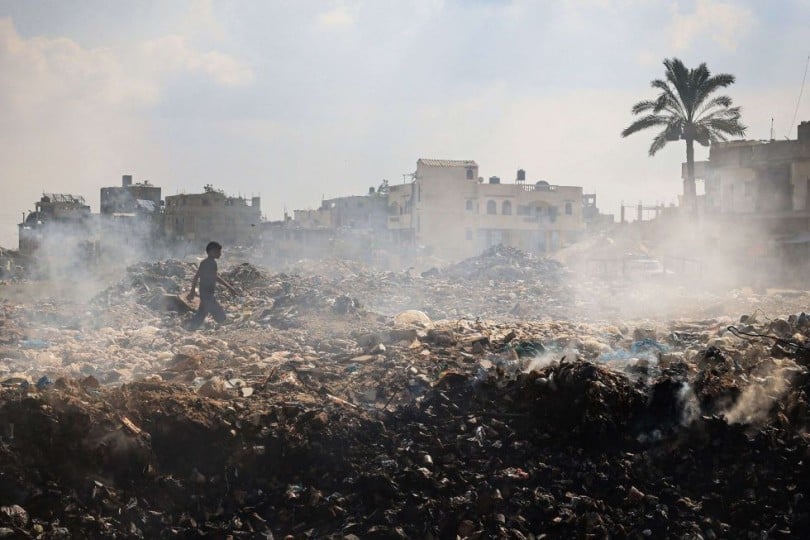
[{"xmin": 185, "ymin": 241, "xmax": 238, "ymax": 330}]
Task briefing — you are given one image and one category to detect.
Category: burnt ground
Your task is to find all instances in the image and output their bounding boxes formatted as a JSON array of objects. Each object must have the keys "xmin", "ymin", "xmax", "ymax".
[{"xmin": 1, "ymin": 246, "xmax": 810, "ymax": 538}]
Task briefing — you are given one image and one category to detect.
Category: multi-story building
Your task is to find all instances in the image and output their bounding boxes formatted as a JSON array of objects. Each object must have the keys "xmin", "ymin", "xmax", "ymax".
[
  {"xmin": 388, "ymin": 159, "xmax": 584, "ymax": 260},
  {"xmin": 99, "ymin": 175, "xmax": 163, "ymax": 250},
  {"xmin": 292, "ymin": 187, "xmax": 389, "ymax": 231},
  {"xmin": 694, "ymin": 121, "xmax": 810, "ymax": 219},
  {"xmin": 683, "ymin": 121, "xmax": 810, "ymax": 285},
  {"xmin": 266, "ymin": 188, "xmax": 389, "ymax": 263},
  {"xmin": 100, "ymin": 175, "xmax": 162, "ymax": 215},
  {"xmin": 163, "ymin": 185, "xmax": 261, "ymax": 248}
]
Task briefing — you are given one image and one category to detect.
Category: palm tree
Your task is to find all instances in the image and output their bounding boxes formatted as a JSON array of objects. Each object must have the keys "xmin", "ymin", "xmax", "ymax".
[{"xmin": 621, "ymin": 57, "xmax": 747, "ymax": 210}]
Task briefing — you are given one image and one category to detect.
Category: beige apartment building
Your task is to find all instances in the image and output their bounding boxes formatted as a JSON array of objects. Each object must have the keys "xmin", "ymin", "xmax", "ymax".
[
  {"xmin": 163, "ymin": 185, "xmax": 261, "ymax": 248},
  {"xmin": 388, "ymin": 159, "xmax": 584, "ymax": 260}
]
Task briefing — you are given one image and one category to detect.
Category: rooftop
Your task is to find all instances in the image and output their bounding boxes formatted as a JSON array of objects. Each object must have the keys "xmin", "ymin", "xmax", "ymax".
[
  {"xmin": 417, "ymin": 159, "xmax": 477, "ymax": 168},
  {"xmin": 42, "ymin": 194, "xmax": 87, "ymax": 204}
]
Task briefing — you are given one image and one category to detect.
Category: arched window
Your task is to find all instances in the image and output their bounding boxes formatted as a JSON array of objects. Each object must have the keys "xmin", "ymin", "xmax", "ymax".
[
  {"xmin": 502, "ymin": 201, "xmax": 512, "ymax": 215},
  {"xmin": 466, "ymin": 168, "xmax": 474, "ymax": 180},
  {"xmin": 565, "ymin": 202, "xmax": 573, "ymax": 215},
  {"xmin": 486, "ymin": 200, "xmax": 497, "ymax": 214}
]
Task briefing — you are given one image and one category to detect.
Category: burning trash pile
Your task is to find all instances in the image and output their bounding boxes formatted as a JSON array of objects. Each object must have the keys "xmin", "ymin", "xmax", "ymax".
[{"xmin": 1, "ymin": 255, "xmax": 810, "ymax": 537}]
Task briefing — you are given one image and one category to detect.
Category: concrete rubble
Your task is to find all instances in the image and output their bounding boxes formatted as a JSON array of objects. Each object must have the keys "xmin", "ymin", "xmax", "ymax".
[{"xmin": 1, "ymin": 247, "xmax": 809, "ymax": 537}]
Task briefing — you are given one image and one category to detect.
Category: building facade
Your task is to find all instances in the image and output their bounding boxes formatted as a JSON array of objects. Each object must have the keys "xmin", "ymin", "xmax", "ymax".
[
  {"xmin": 388, "ymin": 159, "xmax": 584, "ymax": 260},
  {"xmin": 18, "ymin": 193, "xmax": 93, "ymax": 254},
  {"xmin": 99, "ymin": 175, "xmax": 163, "ymax": 251},
  {"xmin": 695, "ymin": 121, "xmax": 810, "ymax": 219},
  {"xmin": 163, "ymin": 185, "xmax": 261, "ymax": 248},
  {"xmin": 684, "ymin": 121, "xmax": 810, "ymax": 285},
  {"xmin": 100, "ymin": 175, "xmax": 162, "ymax": 215}
]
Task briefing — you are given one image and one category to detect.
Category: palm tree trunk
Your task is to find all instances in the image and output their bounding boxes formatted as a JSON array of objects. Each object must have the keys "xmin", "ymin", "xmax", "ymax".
[{"xmin": 684, "ymin": 137, "xmax": 697, "ymax": 212}]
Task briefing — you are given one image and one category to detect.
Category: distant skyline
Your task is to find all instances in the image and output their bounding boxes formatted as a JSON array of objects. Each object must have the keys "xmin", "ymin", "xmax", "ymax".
[{"xmin": 1, "ymin": 0, "xmax": 809, "ymax": 247}]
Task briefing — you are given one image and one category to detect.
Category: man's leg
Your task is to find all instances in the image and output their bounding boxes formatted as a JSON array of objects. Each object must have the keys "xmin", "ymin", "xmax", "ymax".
[
  {"xmin": 208, "ymin": 296, "xmax": 226, "ymax": 324},
  {"xmin": 186, "ymin": 299, "xmax": 210, "ymax": 330}
]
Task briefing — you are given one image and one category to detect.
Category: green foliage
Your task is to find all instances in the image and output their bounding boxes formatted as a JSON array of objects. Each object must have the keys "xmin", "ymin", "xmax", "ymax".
[{"xmin": 622, "ymin": 58, "xmax": 747, "ymax": 157}]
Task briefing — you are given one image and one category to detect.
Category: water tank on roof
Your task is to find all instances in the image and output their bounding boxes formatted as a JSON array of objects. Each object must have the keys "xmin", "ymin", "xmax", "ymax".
[
  {"xmin": 489, "ymin": 176, "xmax": 501, "ymax": 184},
  {"xmin": 517, "ymin": 169, "xmax": 526, "ymax": 181}
]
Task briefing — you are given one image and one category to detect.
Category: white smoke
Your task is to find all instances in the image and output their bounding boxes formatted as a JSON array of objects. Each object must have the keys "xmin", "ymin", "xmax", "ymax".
[{"xmin": 724, "ymin": 363, "xmax": 798, "ymax": 425}]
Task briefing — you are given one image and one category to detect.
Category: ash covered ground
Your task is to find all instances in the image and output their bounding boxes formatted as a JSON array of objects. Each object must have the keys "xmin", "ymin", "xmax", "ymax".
[{"xmin": 1, "ymin": 245, "xmax": 810, "ymax": 538}]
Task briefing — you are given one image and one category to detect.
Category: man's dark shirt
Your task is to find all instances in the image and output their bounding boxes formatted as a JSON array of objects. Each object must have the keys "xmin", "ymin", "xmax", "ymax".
[{"xmin": 199, "ymin": 257, "xmax": 217, "ymax": 297}]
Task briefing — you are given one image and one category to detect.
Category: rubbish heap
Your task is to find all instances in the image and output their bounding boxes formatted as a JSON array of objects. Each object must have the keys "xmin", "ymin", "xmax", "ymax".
[{"xmin": 1, "ymin": 250, "xmax": 809, "ymax": 537}]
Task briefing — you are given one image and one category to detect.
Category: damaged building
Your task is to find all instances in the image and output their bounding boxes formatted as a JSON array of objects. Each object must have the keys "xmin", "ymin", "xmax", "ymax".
[
  {"xmin": 18, "ymin": 178, "xmax": 267, "ymax": 259},
  {"xmin": 17, "ymin": 193, "xmax": 94, "ymax": 256},
  {"xmin": 99, "ymin": 175, "xmax": 163, "ymax": 251},
  {"xmin": 100, "ymin": 175, "xmax": 161, "ymax": 215},
  {"xmin": 264, "ymin": 187, "xmax": 390, "ymax": 263},
  {"xmin": 163, "ymin": 185, "xmax": 261, "ymax": 249},
  {"xmin": 699, "ymin": 121, "xmax": 810, "ymax": 219},
  {"xmin": 690, "ymin": 121, "xmax": 810, "ymax": 278}
]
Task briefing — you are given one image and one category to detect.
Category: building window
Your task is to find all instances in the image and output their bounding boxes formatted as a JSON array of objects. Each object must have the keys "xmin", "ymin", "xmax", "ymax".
[
  {"xmin": 565, "ymin": 202, "xmax": 572, "ymax": 215},
  {"xmin": 466, "ymin": 168, "xmax": 474, "ymax": 180},
  {"xmin": 549, "ymin": 207, "xmax": 558, "ymax": 222},
  {"xmin": 466, "ymin": 200, "xmax": 473, "ymax": 211},
  {"xmin": 502, "ymin": 201, "xmax": 512, "ymax": 215},
  {"xmin": 486, "ymin": 200, "xmax": 497, "ymax": 214},
  {"xmin": 465, "ymin": 229, "xmax": 473, "ymax": 240}
]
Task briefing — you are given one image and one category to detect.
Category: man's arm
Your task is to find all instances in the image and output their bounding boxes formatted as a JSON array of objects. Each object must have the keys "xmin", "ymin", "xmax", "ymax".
[
  {"xmin": 217, "ymin": 275, "xmax": 239, "ymax": 295},
  {"xmin": 187, "ymin": 267, "xmax": 200, "ymax": 300}
]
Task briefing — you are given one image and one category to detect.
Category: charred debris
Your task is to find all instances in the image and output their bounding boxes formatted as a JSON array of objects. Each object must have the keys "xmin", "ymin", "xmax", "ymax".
[{"xmin": 0, "ymin": 245, "xmax": 809, "ymax": 538}]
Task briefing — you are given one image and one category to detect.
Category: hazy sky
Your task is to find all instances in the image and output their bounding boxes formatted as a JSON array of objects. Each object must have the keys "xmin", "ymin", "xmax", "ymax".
[{"xmin": 1, "ymin": 0, "xmax": 809, "ymax": 248}]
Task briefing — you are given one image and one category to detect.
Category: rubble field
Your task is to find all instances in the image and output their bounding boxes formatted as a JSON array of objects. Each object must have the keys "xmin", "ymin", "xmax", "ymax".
[{"xmin": 1, "ymin": 246, "xmax": 810, "ymax": 538}]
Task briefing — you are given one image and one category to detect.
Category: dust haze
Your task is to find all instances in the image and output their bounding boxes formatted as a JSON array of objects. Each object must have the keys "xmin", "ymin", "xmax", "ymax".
[{"xmin": 3, "ymin": 1, "xmax": 810, "ymax": 537}]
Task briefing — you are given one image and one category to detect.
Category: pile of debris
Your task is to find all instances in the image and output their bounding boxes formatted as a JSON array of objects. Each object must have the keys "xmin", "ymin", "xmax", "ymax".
[
  {"xmin": 2, "ymin": 253, "xmax": 810, "ymax": 536},
  {"xmin": 0, "ymin": 319, "xmax": 809, "ymax": 537},
  {"xmin": 430, "ymin": 244, "xmax": 567, "ymax": 283}
]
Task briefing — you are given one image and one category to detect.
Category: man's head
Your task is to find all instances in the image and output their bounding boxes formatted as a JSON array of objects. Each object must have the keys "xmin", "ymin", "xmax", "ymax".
[{"xmin": 206, "ymin": 241, "xmax": 222, "ymax": 258}]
